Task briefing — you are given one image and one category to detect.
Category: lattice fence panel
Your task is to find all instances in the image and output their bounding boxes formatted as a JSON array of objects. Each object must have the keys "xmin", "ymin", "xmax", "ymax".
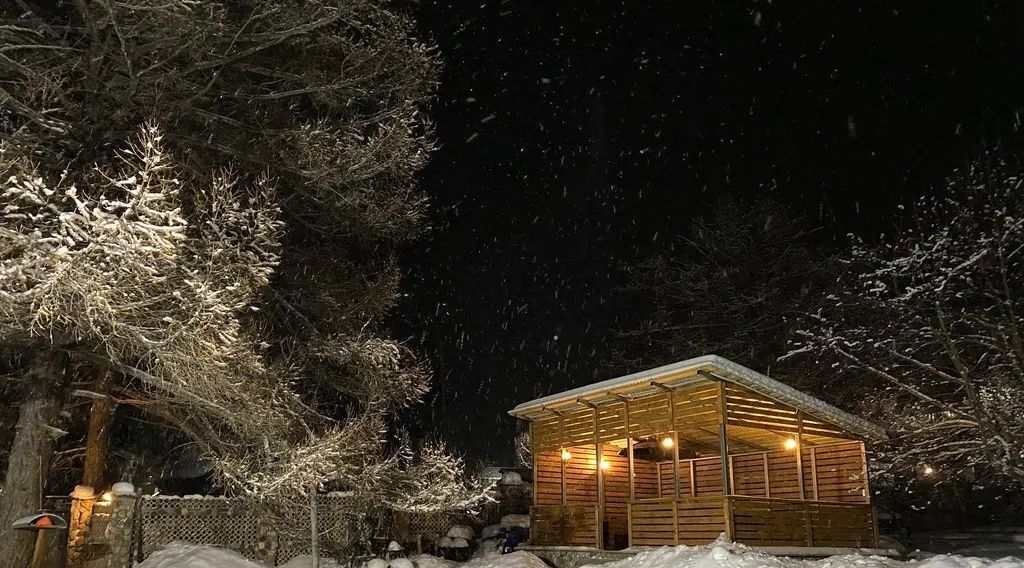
[
  {"xmin": 275, "ymin": 495, "xmax": 367, "ymax": 564},
  {"xmin": 406, "ymin": 511, "xmax": 478, "ymax": 541},
  {"xmin": 137, "ymin": 494, "xmax": 363, "ymax": 565},
  {"xmin": 138, "ymin": 497, "xmax": 266, "ymax": 562}
]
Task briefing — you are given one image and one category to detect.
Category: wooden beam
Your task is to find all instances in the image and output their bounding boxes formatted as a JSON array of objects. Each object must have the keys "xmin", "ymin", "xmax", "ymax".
[
  {"xmin": 689, "ymin": 459, "xmax": 697, "ymax": 497},
  {"xmin": 762, "ymin": 452, "xmax": 771, "ymax": 498},
  {"xmin": 694, "ymin": 426, "xmax": 767, "ymax": 453},
  {"xmin": 795, "ymin": 411, "xmax": 806, "ymax": 500},
  {"xmin": 717, "ymin": 381, "xmax": 731, "ymax": 495}
]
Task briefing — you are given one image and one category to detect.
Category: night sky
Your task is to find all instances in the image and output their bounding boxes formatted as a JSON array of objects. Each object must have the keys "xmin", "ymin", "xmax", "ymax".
[{"xmin": 390, "ymin": 1, "xmax": 1024, "ymax": 461}]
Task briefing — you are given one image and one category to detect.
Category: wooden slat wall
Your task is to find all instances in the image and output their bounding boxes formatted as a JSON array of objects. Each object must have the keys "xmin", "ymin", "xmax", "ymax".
[
  {"xmin": 531, "ymin": 382, "xmax": 728, "ymax": 452},
  {"xmin": 653, "ymin": 442, "xmax": 867, "ymax": 503},
  {"xmin": 563, "ymin": 446, "xmax": 597, "ymax": 504},
  {"xmin": 724, "ymin": 385, "xmax": 850, "ymax": 440},
  {"xmin": 530, "ymin": 504, "xmax": 600, "ymax": 547},
  {"xmin": 531, "ymin": 383, "xmax": 855, "ymax": 454},
  {"xmin": 729, "ymin": 496, "xmax": 876, "ymax": 547},
  {"xmin": 629, "ymin": 496, "xmax": 726, "ymax": 546},
  {"xmin": 534, "ymin": 448, "xmax": 563, "ymax": 507},
  {"xmin": 810, "ymin": 442, "xmax": 869, "ymax": 502},
  {"xmin": 601, "ymin": 446, "xmax": 628, "ymax": 542}
]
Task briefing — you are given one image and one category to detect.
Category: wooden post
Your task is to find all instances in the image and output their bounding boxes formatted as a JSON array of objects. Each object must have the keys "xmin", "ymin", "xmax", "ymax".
[
  {"xmin": 804, "ymin": 502, "xmax": 814, "ymax": 546},
  {"xmin": 860, "ymin": 441, "xmax": 872, "ymax": 502},
  {"xmin": 624, "ymin": 398, "xmax": 635, "ymax": 547},
  {"xmin": 689, "ymin": 459, "xmax": 697, "ymax": 497},
  {"xmin": 530, "ymin": 422, "xmax": 537, "ymax": 508},
  {"xmin": 795, "ymin": 411, "xmax": 806, "ymax": 500},
  {"xmin": 723, "ymin": 497, "xmax": 735, "ymax": 541},
  {"xmin": 672, "ymin": 500, "xmax": 680, "ymax": 545},
  {"xmin": 861, "ymin": 441, "xmax": 879, "ymax": 548},
  {"xmin": 810, "ymin": 446, "xmax": 819, "ymax": 500},
  {"xmin": 590, "ymin": 404, "xmax": 604, "ymax": 550},
  {"xmin": 717, "ymin": 382, "xmax": 731, "ymax": 495},
  {"xmin": 728, "ymin": 455, "xmax": 736, "ymax": 497},
  {"xmin": 310, "ymin": 490, "xmax": 319, "ymax": 568},
  {"xmin": 762, "ymin": 452, "xmax": 771, "ymax": 498},
  {"xmin": 655, "ymin": 383, "xmax": 682, "ymax": 501}
]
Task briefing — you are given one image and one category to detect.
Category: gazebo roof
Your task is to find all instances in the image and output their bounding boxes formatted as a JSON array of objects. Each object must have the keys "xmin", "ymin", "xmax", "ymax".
[{"xmin": 509, "ymin": 354, "xmax": 887, "ymax": 442}]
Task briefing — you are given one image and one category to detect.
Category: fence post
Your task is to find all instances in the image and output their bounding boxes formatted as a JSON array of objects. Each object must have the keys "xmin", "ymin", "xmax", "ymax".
[
  {"xmin": 67, "ymin": 485, "xmax": 96, "ymax": 568},
  {"xmin": 256, "ymin": 510, "xmax": 279, "ymax": 566},
  {"xmin": 723, "ymin": 497, "xmax": 734, "ymax": 541},
  {"xmin": 106, "ymin": 484, "xmax": 137, "ymax": 568},
  {"xmin": 804, "ymin": 502, "xmax": 814, "ymax": 547}
]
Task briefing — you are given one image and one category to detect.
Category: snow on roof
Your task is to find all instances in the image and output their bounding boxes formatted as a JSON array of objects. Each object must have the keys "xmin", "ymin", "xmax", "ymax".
[{"xmin": 508, "ymin": 354, "xmax": 888, "ymax": 441}]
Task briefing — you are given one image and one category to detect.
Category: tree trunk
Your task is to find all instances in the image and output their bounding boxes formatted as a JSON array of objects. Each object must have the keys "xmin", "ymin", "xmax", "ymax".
[
  {"xmin": 82, "ymin": 370, "xmax": 115, "ymax": 490},
  {"xmin": 0, "ymin": 349, "xmax": 69, "ymax": 568},
  {"xmin": 68, "ymin": 369, "xmax": 116, "ymax": 568}
]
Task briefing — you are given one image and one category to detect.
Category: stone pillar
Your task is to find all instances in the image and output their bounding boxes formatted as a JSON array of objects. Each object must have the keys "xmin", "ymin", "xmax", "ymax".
[
  {"xmin": 105, "ymin": 483, "xmax": 137, "ymax": 568},
  {"xmin": 67, "ymin": 485, "xmax": 96, "ymax": 568}
]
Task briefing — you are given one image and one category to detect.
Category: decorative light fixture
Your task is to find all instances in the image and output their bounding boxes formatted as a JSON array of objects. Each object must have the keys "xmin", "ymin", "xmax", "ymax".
[
  {"xmin": 561, "ymin": 449, "xmax": 572, "ymax": 461},
  {"xmin": 783, "ymin": 438, "xmax": 798, "ymax": 450},
  {"xmin": 661, "ymin": 437, "xmax": 675, "ymax": 449},
  {"xmin": 922, "ymin": 465, "xmax": 934, "ymax": 476},
  {"xmin": 99, "ymin": 491, "xmax": 113, "ymax": 505},
  {"xmin": 600, "ymin": 460, "xmax": 610, "ymax": 470}
]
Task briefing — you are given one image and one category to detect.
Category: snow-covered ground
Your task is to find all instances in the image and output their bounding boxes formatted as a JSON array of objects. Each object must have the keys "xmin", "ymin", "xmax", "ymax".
[{"xmin": 137, "ymin": 538, "xmax": 1023, "ymax": 568}]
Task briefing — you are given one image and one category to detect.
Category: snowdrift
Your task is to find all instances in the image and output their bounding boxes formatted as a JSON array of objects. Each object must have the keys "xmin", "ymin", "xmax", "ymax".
[
  {"xmin": 135, "ymin": 538, "xmax": 1024, "ymax": 568},
  {"xmin": 581, "ymin": 538, "xmax": 1023, "ymax": 568}
]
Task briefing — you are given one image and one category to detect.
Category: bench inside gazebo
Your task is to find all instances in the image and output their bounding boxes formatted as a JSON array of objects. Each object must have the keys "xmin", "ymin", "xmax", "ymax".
[{"xmin": 509, "ymin": 355, "xmax": 888, "ymax": 551}]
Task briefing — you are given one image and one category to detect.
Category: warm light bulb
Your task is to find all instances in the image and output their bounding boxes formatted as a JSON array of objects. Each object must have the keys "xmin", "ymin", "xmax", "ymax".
[
  {"xmin": 783, "ymin": 438, "xmax": 798, "ymax": 450},
  {"xmin": 923, "ymin": 465, "xmax": 934, "ymax": 475},
  {"xmin": 661, "ymin": 437, "xmax": 674, "ymax": 449},
  {"xmin": 561, "ymin": 450, "xmax": 572, "ymax": 461},
  {"xmin": 99, "ymin": 491, "xmax": 113, "ymax": 504},
  {"xmin": 600, "ymin": 460, "xmax": 610, "ymax": 470}
]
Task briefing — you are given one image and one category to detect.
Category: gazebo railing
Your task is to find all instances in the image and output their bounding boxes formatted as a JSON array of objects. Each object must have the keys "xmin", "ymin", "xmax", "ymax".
[{"xmin": 627, "ymin": 495, "xmax": 876, "ymax": 548}]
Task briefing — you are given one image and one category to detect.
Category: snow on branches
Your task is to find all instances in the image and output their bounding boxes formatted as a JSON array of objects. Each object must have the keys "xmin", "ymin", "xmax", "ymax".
[
  {"xmin": 786, "ymin": 159, "xmax": 1024, "ymax": 486},
  {"xmin": 383, "ymin": 441, "xmax": 496, "ymax": 515}
]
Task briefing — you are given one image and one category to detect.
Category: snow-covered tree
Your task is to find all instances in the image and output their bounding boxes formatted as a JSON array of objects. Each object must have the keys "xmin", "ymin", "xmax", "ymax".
[
  {"xmin": 0, "ymin": 126, "xmax": 297, "ymax": 562},
  {"xmin": 616, "ymin": 195, "xmax": 834, "ymax": 374},
  {"xmin": 0, "ymin": 1, "xmax": 487, "ymax": 563},
  {"xmin": 786, "ymin": 159, "xmax": 1024, "ymax": 488}
]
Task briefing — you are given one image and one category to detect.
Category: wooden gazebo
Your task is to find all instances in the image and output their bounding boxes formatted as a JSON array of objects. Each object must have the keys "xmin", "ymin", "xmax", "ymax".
[{"xmin": 509, "ymin": 355, "xmax": 887, "ymax": 550}]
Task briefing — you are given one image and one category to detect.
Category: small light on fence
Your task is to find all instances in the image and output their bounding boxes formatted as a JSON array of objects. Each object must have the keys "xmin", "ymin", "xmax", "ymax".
[
  {"xmin": 661, "ymin": 437, "xmax": 675, "ymax": 449},
  {"xmin": 783, "ymin": 438, "xmax": 798, "ymax": 450},
  {"xmin": 561, "ymin": 449, "xmax": 572, "ymax": 461},
  {"xmin": 99, "ymin": 491, "xmax": 113, "ymax": 505},
  {"xmin": 600, "ymin": 460, "xmax": 610, "ymax": 470},
  {"xmin": 922, "ymin": 465, "xmax": 935, "ymax": 476}
]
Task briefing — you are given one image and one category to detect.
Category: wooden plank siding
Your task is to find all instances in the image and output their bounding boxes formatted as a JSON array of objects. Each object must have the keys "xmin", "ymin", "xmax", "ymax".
[
  {"xmin": 654, "ymin": 442, "xmax": 868, "ymax": 503},
  {"xmin": 729, "ymin": 496, "xmax": 876, "ymax": 548},
  {"xmin": 527, "ymin": 376, "xmax": 876, "ymax": 549}
]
